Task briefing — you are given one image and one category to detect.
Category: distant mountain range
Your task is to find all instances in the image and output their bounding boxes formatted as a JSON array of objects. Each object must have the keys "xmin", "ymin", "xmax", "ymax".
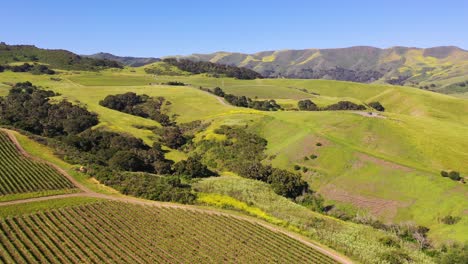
[
  {"xmin": 90, "ymin": 46, "xmax": 468, "ymax": 94},
  {"xmin": 180, "ymin": 46, "xmax": 468, "ymax": 93},
  {"xmin": 2, "ymin": 42, "xmax": 467, "ymax": 94}
]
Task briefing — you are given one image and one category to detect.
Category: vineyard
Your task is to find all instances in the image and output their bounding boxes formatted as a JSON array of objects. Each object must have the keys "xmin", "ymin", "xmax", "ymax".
[
  {"xmin": 0, "ymin": 201, "xmax": 338, "ymax": 264},
  {"xmin": 0, "ymin": 131, "xmax": 75, "ymax": 195}
]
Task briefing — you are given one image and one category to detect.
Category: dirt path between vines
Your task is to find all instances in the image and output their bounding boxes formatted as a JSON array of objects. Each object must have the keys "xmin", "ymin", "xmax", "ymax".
[{"xmin": 0, "ymin": 128, "xmax": 353, "ymax": 264}]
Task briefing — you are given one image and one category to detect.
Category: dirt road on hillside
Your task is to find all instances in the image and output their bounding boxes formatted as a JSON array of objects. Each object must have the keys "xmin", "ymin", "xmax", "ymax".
[{"xmin": 0, "ymin": 128, "xmax": 353, "ymax": 264}]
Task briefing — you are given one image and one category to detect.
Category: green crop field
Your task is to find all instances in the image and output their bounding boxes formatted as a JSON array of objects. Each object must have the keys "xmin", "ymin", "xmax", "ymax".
[
  {"xmin": 0, "ymin": 131, "xmax": 75, "ymax": 199},
  {"xmin": 0, "ymin": 201, "xmax": 337, "ymax": 264}
]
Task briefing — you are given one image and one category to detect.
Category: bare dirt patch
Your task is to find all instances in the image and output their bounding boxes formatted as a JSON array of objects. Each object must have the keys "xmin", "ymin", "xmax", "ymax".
[
  {"xmin": 320, "ymin": 185, "xmax": 411, "ymax": 221},
  {"xmin": 353, "ymin": 111, "xmax": 386, "ymax": 119},
  {"xmin": 357, "ymin": 153, "xmax": 413, "ymax": 172}
]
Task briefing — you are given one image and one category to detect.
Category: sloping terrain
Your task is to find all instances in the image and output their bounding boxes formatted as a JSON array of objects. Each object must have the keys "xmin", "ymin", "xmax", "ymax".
[
  {"xmin": 180, "ymin": 46, "xmax": 468, "ymax": 94},
  {"xmin": 0, "ymin": 130, "xmax": 76, "ymax": 200},
  {"xmin": 1, "ymin": 67, "xmax": 466, "ymax": 263},
  {"xmin": 0, "ymin": 201, "xmax": 338, "ymax": 264},
  {"xmin": 35, "ymin": 69, "xmax": 466, "ymax": 244},
  {"xmin": 0, "ymin": 43, "xmax": 122, "ymax": 70}
]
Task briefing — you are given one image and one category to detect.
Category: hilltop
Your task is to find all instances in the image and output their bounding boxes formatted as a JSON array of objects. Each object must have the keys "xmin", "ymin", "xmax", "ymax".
[{"xmin": 0, "ymin": 43, "xmax": 122, "ymax": 71}]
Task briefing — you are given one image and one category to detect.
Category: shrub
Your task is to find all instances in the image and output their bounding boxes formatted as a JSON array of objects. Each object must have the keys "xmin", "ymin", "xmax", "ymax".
[
  {"xmin": 441, "ymin": 170, "xmax": 449, "ymax": 177},
  {"xmin": 380, "ymin": 250, "xmax": 412, "ymax": 264},
  {"xmin": 437, "ymin": 243, "xmax": 468, "ymax": 264},
  {"xmin": 294, "ymin": 165, "xmax": 301, "ymax": 170},
  {"xmin": 298, "ymin": 99, "xmax": 318, "ymax": 111},
  {"xmin": 164, "ymin": 81, "xmax": 185, "ymax": 86},
  {"xmin": 379, "ymin": 236, "xmax": 400, "ymax": 248},
  {"xmin": 172, "ymin": 157, "xmax": 215, "ymax": 179},
  {"xmin": 440, "ymin": 215, "xmax": 460, "ymax": 225},
  {"xmin": 369, "ymin": 101, "xmax": 385, "ymax": 111},
  {"xmin": 316, "ymin": 142, "xmax": 322, "ymax": 146},
  {"xmin": 160, "ymin": 126, "xmax": 186, "ymax": 149},
  {"xmin": 310, "ymin": 154, "xmax": 318, "ymax": 159},
  {"xmin": 296, "ymin": 193, "xmax": 324, "ymax": 212},
  {"xmin": 109, "ymin": 151, "xmax": 146, "ymax": 172},
  {"xmin": 448, "ymin": 171, "xmax": 461, "ymax": 181}
]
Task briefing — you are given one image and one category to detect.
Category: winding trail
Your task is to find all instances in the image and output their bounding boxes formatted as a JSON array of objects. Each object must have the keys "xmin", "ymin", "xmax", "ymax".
[
  {"xmin": 196, "ymin": 88, "xmax": 230, "ymax": 106},
  {"xmin": 0, "ymin": 128, "xmax": 353, "ymax": 264}
]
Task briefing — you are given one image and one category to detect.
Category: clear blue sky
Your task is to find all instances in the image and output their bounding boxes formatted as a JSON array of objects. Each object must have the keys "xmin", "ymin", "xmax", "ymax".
[{"xmin": 1, "ymin": 0, "xmax": 467, "ymax": 57}]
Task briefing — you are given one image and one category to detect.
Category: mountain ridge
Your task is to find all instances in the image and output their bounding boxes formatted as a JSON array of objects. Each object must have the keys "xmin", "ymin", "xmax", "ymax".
[{"xmin": 86, "ymin": 45, "xmax": 468, "ymax": 94}]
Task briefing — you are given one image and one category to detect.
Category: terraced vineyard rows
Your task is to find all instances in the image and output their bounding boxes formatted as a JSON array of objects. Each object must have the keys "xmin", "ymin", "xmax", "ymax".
[
  {"xmin": 0, "ymin": 201, "xmax": 338, "ymax": 263},
  {"xmin": 0, "ymin": 131, "xmax": 75, "ymax": 195}
]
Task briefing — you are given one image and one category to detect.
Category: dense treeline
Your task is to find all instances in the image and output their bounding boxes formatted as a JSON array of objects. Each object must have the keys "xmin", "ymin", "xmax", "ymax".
[
  {"xmin": 205, "ymin": 87, "xmax": 281, "ymax": 111},
  {"xmin": 324, "ymin": 101, "xmax": 366, "ymax": 111},
  {"xmin": 297, "ymin": 99, "xmax": 367, "ymax": 111},
  {"xmin": 0, "ymin": 63, "xmax": 56, "ymax": 74},
  {"xmin": 92, "ymin": 169, "xmax": 196, "ymax": 203},
  {"xmin": 0, "ymin": 43, "xmax": 122, "ymax": 71},
  {"xmin": 292, "ymin": 67, "xmax": 384, "ymax": 83},
  {"xmin": 195, "ymin": 125, "xmax": 308, "ymax": 198},
  {"xmin": 0, "ymin": 82, "xmax": 215, "ymax": 203},
  {"xmin": 0, "ymin": 82, "xmax": 98, "ymax": 137},
  {"xmin": 100, "ymin": 92, "xmax": 173, "ymax": 126},
  {"xmin": 163, "ymin": 58, "xmax": 262, "ymax": 80}
]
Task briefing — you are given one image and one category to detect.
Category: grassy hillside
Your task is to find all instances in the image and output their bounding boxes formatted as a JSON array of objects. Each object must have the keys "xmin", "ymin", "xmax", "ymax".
[
  {"xmin": 0, "ymin": 131, "xmax": 76, "ymax": 201},
  {"xmin": 1, "ymin": 68, "xmax": 467, "ymax": 262},
  {"xmin": 0, "ymin": 43, "xmax": 122, "ymax": 71},
  {"xmin": 0, "ymin": 201, "xmax": 338, "ymax": 264},
  {"xmin": 182, "ymin": 46, "xmax": 468, "ymax": 94}
]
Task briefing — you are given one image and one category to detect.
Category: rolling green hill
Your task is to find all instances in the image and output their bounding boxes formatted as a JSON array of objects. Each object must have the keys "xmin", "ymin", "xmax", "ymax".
[
  {"xmin": 0, "ymin": 43, "xmax": 122, "ymax": 71},
  {"xmin": 1, "ymin": 67, "xmax": 466, "ymax": 263}
]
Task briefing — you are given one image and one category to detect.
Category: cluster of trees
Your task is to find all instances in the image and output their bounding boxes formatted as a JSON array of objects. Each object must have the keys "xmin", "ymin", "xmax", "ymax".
[
  {"xmin": 163, "ymin": 58, "xmax": 262, "ymax": 80},
  {"xmin": 62, "ymin": 129, "xmax": 214, "ymax": 202},
  {"xmin": 99, "ymin": 92, "xmax": 173, "ymax": 126},
  {"xmin": 297, "ymin": 99, "xmax": 367, "ymax": 111},
  {"xmin": 324, "ymin": 101, "xmax": 366, "ymax": 111},
  {"xmin": 0, "ymin": 63, "xmax": 55, "ymax": 74},
  {"xmin": 91, "ymin": 168, "xmax": 196, "ymax": 203},
  {"xmin": 206, "ymin": 87, "xmax": 281, "ymax": 111},
  {"xmin": 63, "ymin": 128, "xmax": 212, "ymax": 178},
  {"xmin": 0, "ymin": 82, "xmax": 98, "ymax": 137},
  {"xmin": 238, "ymin": 162, "xmax": 309, "ymax": 198},
  {"xmin": 0, "ymin": 82, "xmax": 215, "ymax": 203},
  {"xmin": 195, "ymin": 125, "xmax": 308, "ymax": 198}
]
